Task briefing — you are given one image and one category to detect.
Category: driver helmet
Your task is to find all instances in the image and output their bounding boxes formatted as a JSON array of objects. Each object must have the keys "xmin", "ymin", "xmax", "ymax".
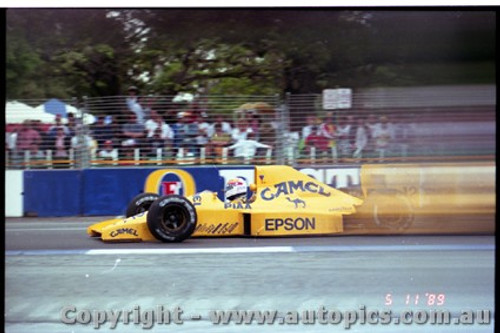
[{"xmin": 225, "ymin": 178, "xmax": 248, "ymax": 201}]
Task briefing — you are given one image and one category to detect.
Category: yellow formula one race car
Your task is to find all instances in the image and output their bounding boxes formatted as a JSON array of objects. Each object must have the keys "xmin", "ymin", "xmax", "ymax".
[{"xmin": 87, "ymin": 165, "xmax": 363, "ymax": 242}]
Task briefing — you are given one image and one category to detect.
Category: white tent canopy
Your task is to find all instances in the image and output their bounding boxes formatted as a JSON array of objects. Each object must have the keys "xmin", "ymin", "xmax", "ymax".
[
  {"xmin": 6, "ymin": 101, "xmax": 57, "ymax": 123},
  {"xmin": 34, "ymin": 101, "xmax": 97, "ymax": 125}
]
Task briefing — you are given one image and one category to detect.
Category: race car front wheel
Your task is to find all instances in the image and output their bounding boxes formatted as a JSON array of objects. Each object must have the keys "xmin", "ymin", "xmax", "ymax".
[
  {"xmin": 126, "ymin": 192, "xmax": 160, "ymax": 217},
  {"xmin": 147, "ymin": 195, "xmax": 197, "ymax": 242}
]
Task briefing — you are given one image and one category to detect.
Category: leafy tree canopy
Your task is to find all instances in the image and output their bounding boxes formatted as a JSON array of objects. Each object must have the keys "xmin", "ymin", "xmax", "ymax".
[{"xmin": 6, "ymin": 9, "xmax": 496, "ymax": 100}]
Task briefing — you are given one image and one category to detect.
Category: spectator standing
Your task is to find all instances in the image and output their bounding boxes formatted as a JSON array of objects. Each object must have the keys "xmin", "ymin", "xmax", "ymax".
[
  {"xmin": 7, "ymin": 127, "xmax": 19, "ymax": 168},
  {"xmin": 304, "ymin": 125, "xmax": 329, "ymax": 159},
  {"xmin": 174, "ymin": 111, "xmax": 199, "ymax": 156},
  {"xmin": 208, "ymin": 122, "xmax": 232, "ymax": 160},
  {"xmin": 364, "ymin": 114, "xmax": 379, "ymax": 157},
  {"xmin": 301, "ymin": 115, "xmax": 317, "ymax": 141},
  {"xmin": 51, "ymin": 127, "xmax": 71, "ymax": 168},
  {"xmin": 145, "ymin": 110, "xmax": 174, "ymax": 157},
  {"xmin": 373, "ymin": 115, "xmax": 395, "ymax": 160},
  {"xmin": 227, "ymin": 131, "xmax": 271, "ymax": 163},
  {"xmin": 70, "ymin": 125, "xmax": 96, "ymax": 167},
  {"xmin": 6, "ymin": 129, "xmax": 17, "ymax": 155},
  {"xmin": 48, "ymin": 114, "xmax": 70, "ymax": 137},
  {"xmin": 66, "ymin": 113, "xmax": 77, "ymax": 137},
  {"xmin": 353, "ymin": 117, "xmax": 369, "ymax": 160},
  {"xmin": 210, "ymin": 115, "xmax": 232, "ymax": 137},
  {"xmin": 98, "ymin": 139, "xmax": 118, "ymax": 160},
  {"xmin": 141, "ymin": 95, "xmax": 156, "ymax": 123},
  {"xmin": 16, "ymin": 120, "xmax": 42, "ymax": 158},
  {"xmin": 91, "ymin": 115, "xmax": 114, "ymax": 148},
  {"xmin": 248, "ymin": 112, "xmax": 261, "ymax": 140},
  {"xmin": 120, "ymin": 113, "xmax": 146, "ymax": 158},
  {"xmin": 231, "ymin": 118, "xmax": 251, "ymax": 143},
  {"xmin": 336, "ymin": 115, "xmax": 354, "ymax": 158},
  {"xmin": 125, "ymin": 85, "xmax": 145, "ymax": 125},
  {"xmin": 319, "ymin": 112, "xmax": 337, "ymax": 151},
  {"xmin": 195, "ymin": 112, "xmax": 212, "ymax": 155},
  {"xmin": 33, "ymin": 121, "xmax": 51, "ymax": 155}
]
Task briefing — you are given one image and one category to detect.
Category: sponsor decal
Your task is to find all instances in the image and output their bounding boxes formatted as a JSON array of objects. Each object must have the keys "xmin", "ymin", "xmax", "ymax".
[
  {"xmin": 110, "ymin": 228, "xmax": 139, "ymax": 237},
  {"xmin": 265, "ymin": 217, "xmax": 316, "ymax": 231},
  {"xmin": 260, "ymin": 180, "xmax": 331, "ymax": 201},
  {"xmin": 192, "ymin": 194, "xmax": 202, "ymax": 206},
  {"xmin": 224, "ymin": 202, "xmax": 252, "ymax": 210},
  {"xmin": 195, "ymin": 222, "xmax": 238, "ymax": 234},
  {"xmin": 328, "ymin": 206, "xmax": 353, "ymax": 212},
  {"xmin": 286, "ymin": 197, "xmax": 306, "ymax": 208},
  {"xmin": 144, "ymin": 169, "xmax": 196, "ymax": 196},
  {"xmin": 162, "ymin": 181, "xmax": 182, "ymax": 195}
]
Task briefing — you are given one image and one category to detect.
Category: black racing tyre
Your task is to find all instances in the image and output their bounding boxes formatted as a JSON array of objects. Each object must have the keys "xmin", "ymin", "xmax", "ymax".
[
  {"xmin": 147, "ymin": 195, "xmax": 197, "ymax": 242},
  {"xmin": 372, "ymin": 192, "xmax": 414, "ymax": 231},
  {"xmin": 126, "ymin": 192, "xmax": 160, "ymax": 217}
]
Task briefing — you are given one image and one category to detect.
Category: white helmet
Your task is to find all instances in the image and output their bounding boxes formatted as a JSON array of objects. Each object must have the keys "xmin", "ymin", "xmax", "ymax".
[{"xmin": 225, "ymin": 178, "xmax": 248, "ymax": 201}]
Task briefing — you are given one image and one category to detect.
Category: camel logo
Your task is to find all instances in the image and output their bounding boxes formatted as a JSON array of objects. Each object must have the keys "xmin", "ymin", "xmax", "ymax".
[{"xmin": 286, "ymin": 197, "xmax": 306, "ymax": 209}]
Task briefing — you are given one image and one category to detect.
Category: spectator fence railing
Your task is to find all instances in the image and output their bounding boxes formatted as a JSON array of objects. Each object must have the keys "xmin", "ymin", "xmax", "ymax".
[{"xmin": 5, "ymin": 85, "xmax": 495, "ymax": 170}]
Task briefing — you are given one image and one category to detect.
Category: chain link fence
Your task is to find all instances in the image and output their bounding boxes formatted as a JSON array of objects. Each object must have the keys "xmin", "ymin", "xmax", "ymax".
[{"xmin": 5, "ymin": 85, "xmax": 495, "ymax": 170}]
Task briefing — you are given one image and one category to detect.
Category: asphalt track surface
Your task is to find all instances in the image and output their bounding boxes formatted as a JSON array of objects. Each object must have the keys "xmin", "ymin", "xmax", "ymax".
[{"xmin": 5, "ymin": 216, "xmax": 495, "ymax": 333}]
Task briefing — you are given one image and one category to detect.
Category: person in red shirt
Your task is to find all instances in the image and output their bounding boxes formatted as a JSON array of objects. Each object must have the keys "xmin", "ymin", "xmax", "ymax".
[
  {"xmin": 305, "ymin": 125, "xmax": 329, "ymax": 157},
  {"xmin": 16, "ymin": 121, "xmax": 42, "ymax": 156}
]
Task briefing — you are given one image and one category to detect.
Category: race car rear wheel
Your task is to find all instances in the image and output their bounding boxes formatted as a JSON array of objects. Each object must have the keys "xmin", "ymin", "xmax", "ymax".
[
  {"xmin": 126, "ymin": 192, "xmax": 160, "ymax": 217},
  {"xmin": 372, "ymin": 192, "xmax": 414, "ymax": 231},
  {"xmin": 147, "ymin": 195, "xmax": 197, "ymax": 242}
]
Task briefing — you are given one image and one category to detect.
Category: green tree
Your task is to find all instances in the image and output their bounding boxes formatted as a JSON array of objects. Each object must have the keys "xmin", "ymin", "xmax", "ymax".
[{"xmin": 6, "ymin": 9, "xmax": 496, "ymax": 100}]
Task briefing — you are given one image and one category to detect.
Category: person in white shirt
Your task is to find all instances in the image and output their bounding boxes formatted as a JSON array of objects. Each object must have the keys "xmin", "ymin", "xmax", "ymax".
[
  {"xmin": 353, "ymin": 118, "xmax": 369, "ymax": 159},
  {"xmin": 301, "ymin": 115, "xmax": 317, "ymax": 140},
  {"xmin": 227, "ymin": 131, "xmax": 271, "ymax": 163},
  {"xmin": 195, "ymin": 112, "xmax": 212, "ymax": 147},
  {"xmin": 145, "ymin": 110, "xmax": 174, "ymax": 156},
  {"xmin": 373, "ymin": 115, "xmax": 395, "ymax": 160},
  {"xmin": 125, "ymin": 86, "xmax": 145, "ymax": 125},
  {"xmin": 98, "ymin": 140, "xmax": 118, "ymax": 160},
  {"xmin": 231, "ymin": 118, "xmax": 251, "ymax": 143},
  {"xmin": 145, "ymin": 110, "xmax": 174, "ymax": 141}
]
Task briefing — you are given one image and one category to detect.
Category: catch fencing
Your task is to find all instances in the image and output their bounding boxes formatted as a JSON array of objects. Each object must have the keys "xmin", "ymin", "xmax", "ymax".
[{"xmin": 5, "ymin": 85, "xmax": 496, "ymax": 170}]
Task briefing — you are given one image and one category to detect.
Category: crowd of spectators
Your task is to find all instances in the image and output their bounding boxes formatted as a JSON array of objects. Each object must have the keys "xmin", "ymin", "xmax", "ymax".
[
  {"xmin": 6, "ymin": 86, "xmax": 418, "ymax": 168},
  {"xmin": 299, "ymin": 112, "xmax": 415, "ymax": 161}
]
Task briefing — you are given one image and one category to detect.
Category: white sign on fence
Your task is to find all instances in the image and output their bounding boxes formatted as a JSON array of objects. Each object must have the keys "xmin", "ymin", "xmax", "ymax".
[{"xmin": 322, "ymin": 88, "xmax": 352, "ymax": 110}]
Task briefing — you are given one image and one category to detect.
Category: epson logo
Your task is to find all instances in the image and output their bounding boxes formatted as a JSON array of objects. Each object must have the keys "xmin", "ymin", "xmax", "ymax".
[{"xmin": 264, "ymin": 217, "xmax": 316, "ymax": 231}]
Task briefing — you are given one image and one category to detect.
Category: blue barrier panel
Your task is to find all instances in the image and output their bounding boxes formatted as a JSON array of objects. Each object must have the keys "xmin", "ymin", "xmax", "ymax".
[
  {"xmin": 82, "ymin": 168, "xmax": 152, "ymax": 216},
  {"xmin": 24, "ymin": 170, "xmax": 82, "ymax": 217}
]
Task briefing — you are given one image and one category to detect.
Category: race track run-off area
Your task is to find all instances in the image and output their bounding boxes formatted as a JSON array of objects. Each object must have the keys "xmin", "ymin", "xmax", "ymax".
[{"xmin": 5, "ymin": 217, "xmax": 495, "ymax": 333}]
